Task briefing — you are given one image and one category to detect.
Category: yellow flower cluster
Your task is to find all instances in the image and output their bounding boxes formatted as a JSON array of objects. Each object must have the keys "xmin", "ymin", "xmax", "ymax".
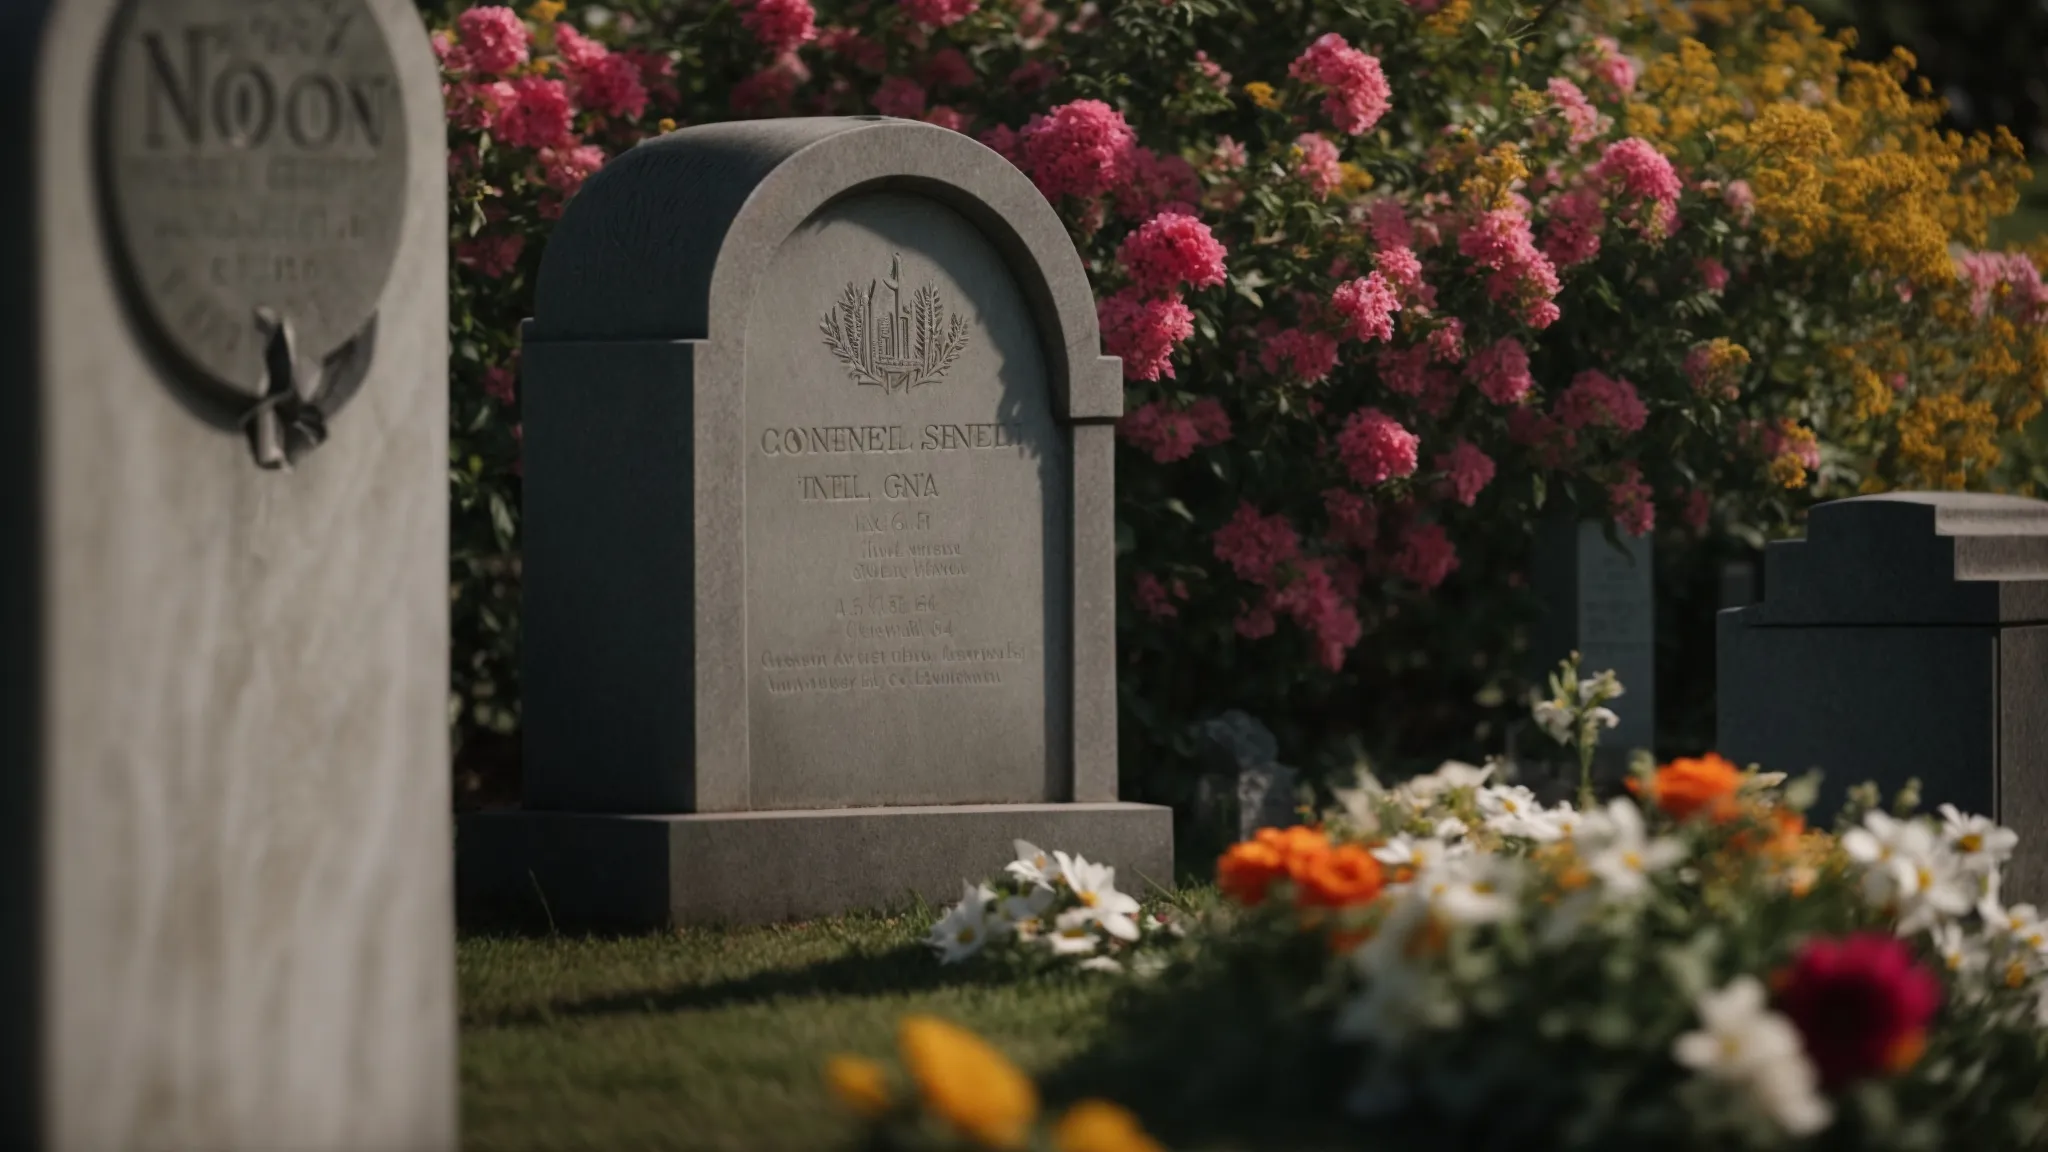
[
  {"xmin": 1896, "ymin": 392, "xmax": 2003, "ymax": 490},
  {"xmin": 1422, "ymin": 0, "xmax": 1475, "ymax": 37},
  {"xmin": 1460, "ymin": 143, "xmax": 1529, "ymax": 210},
  {"xmin": 825, "ymin": 1016, "xmax": 1165, "ymax": 1152},
  {"xmin": 1605, "ymin": 0, "xmax": 2040, "ymax": 496}
]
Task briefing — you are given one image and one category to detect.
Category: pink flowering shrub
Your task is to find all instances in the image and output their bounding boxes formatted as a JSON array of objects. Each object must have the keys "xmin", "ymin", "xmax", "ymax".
[{"xmin": 435, "ymin": 0, "xmax": 2040, "ymax": 809}]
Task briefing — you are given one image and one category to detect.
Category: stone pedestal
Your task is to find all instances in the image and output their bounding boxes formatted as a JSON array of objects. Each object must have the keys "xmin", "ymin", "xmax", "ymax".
[
  {"xmin": 457, "ymin": 118, "xmax": 1170, "ymax": 931},
  {"xmin": 1719, "ymin": 493, "xmax": 2048, "ymax": 903}
]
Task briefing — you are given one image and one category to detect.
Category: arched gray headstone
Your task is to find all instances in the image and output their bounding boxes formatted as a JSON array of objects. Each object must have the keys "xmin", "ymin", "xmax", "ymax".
[
  {"xmin": 4, "ymin": 0, "xmax": 454, "ymax": 1145},
  {"xmin": 457, "ymin": 117, "xmax": 1171, "ymax": 930}
]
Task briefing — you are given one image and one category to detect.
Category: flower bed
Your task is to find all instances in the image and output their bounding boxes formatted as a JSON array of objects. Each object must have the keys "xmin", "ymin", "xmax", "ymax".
[{"xmin": 840, "ymin": 663, "xmax": 2048, "ymax": 1150}]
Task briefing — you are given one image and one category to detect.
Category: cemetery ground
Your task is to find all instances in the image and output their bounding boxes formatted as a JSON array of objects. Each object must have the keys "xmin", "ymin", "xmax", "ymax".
[
  {"xmin": 456, "ymin": 908, "xmax": 1079, "ymax": 1151},
  {"xmin": 458, "ymin": 888, "xmax": 1348, "ymax": 1152}
]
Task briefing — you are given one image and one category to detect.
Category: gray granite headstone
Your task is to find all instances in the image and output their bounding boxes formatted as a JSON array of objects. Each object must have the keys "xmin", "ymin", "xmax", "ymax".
[
  {"xmin": 1530, "ymin": 504, "xmax": 1656, "ymax": 777},
  {"xmin": 1720, "ymin": 493, "xmax": 2048, "ymax": 903},
  {"xmin": 456, "ymin": 117, "xmax": 1172, "ymax": 930},
  {"xmin": 6, "ymin": 0, "xmax": 454, "ymax": 1147}
]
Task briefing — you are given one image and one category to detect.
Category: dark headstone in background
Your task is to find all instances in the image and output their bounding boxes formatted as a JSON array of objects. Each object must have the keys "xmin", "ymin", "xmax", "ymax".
[
  {"xmin": 1720, "ymin": 492, "xmax": 2048, "ymax": 903},
  {"xmin": 1530, "ymin": 502, "xmax": 1655, "ymax": 785}
]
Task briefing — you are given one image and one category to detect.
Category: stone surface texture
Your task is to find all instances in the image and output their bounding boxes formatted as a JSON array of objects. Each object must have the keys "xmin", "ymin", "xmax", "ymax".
[
  {"xmin": 1720, "ymin": 493, "xmax": 2048, "ymax": 903},
  {"xmin": 474, "ymin": 116, "xmax": 1167, "ymax": 929},
  {"xmin": 1530, "ymin": 506, "xmax": 1655, "ymax": 767},
  {"xmin": 458, "ymin": 803, "xmax": 1174, "ymax": 931},
  {"xmin": 18, "ymin": 1, "xmax": 456, "ymax": 1147}
]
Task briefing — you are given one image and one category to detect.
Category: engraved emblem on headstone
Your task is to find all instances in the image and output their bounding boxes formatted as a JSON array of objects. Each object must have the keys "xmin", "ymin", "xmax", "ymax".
[
  {"xmin": 819, "ymin": 253, "xmax": 970, "ymax": 393},
  {"xmin": 94, "ymin": 0, "xmax": 408, "ymax": 469}
]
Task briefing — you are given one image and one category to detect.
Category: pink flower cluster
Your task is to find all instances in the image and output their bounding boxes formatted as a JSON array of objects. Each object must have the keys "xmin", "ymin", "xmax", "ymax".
[
  {"xmin": 1119, "ymin": 212, "xmax": 1228, "ymax": 294},
  {"xmin": 539, "ymin": 143, "xmax": 605, "ymax": 195},
  {"xmin": 1294, "ymin": 133, "xmax": 1343, "ymax": 199},
  {"xmin": 1268, "ymin": 558, "xmax": 1364, "ymax": 670},
  {"xmin": 455, "ymin": 6, "xmax": 528, "ymax": 74},
  {"xmin": 1323, "ymin": 488, "xmax": 1378, "ymax": 550},
  {"xmin": 1436, "ymin": 441, "xmax": 1496, "ymax": 506},
  {"xmin": 1213, "ymin": 502, "xmax": 1301, "ymax": 584},
  {"xmin": 553, "ymin": 24, "xmax": 648, "ymax": 120},
  {"xmin": 1541, "ymin": 186, "xmax": 1603, "ymax": 268},
  {"xmin": 1118, "ymin": 398, "xmax": 1232, "ymax": 463},
  {"xmin": 1287, "ymin": 33, "xmax": 1393, "ymax": 135},
  {"xmin": 1332, "ymin": 273, "xmax": 1401, "ymax": 343},
  {"xmin": 1465, "ymin": 336, "xmax": 1533, "ymax": 405},
  {"xmin": 1595, "ymin": 137, "xmax": 1681, "ymax": 205},
  {"xmin": 738, "ymin": 0, "xmax": 819, "ymax": 55},
  {"xmin": 1021, "ymin": 100, "xmax": 1138, "ymax": 201},
  {"xmin": 496, "ymin": 76, "xmax": 572, "ymax": 149},
  {"xmin": 1457, "ymin": 208, "xmax": 1562, "ymax": 328},
  {"xmin": 1261, "ymin": 328, "xmax": 1340, "ymax": 383},
  {"xmin": 1373, "ymin": 245, "xmax": 1435, "ymax": 310},
  {"xmin": 1546, "ymin": 77, "xmax": 1602, "ymax": 147},
  {"xmin": 1133, "ymin": 572, "xmax": 1190, "ymax": 621},
  {"xmin": 1556, "ymin": 369, "xmax": 1649, "ymax": 433},
  {"xmin": 457, "ymin": 231, "xmax": 525, "ymax": 279},
  {"xmin": 1100, "ymin": 291, "xmax": 1195, "ymax": 381},
  {"xmin": 1393, "ymin": 521, "xmax": 1459, "ymax": 590},
  {"xmin": 1607, "ymin": 462, "xmax": 1655, "ymax": 536},
  {"xmin": 1586, "ymin": 36, "xmax": 1637, "ymax": 97},
  {"xmin": 1955, "ymin": 249, "xmax": 2048, "ymax": 323},
  {"xmin": 1213, "ymin": 505, "xmax": 1361, "ymax": 670},
  {"xmin": 1337, "ymin": 408, "xmax": 1420, "ymax": 487},
  {"xmin": 1116, "ymin": 149, "xmax": 1203, "ymax": 220},
  {"xmin": 901, "ymin": 0, "xmax": 980, "ymax": 27},
  {"xmin": 873, "ymin": 75, "xmax": 926, "ymax": 118}
]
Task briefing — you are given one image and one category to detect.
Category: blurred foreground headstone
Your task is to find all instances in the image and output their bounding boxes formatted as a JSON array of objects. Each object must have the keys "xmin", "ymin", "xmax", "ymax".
[{"xmin": 3, "ymin": 1, "xmax": 455, "ymax": 1145}]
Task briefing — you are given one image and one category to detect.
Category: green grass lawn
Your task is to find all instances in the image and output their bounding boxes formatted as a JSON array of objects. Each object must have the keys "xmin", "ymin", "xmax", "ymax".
[{"xmin": 459, "ymin": 911, "xmax": 1126, "ymax": 1152}]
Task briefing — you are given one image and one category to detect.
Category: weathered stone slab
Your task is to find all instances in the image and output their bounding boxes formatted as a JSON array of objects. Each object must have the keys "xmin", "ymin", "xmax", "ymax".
[
  {"xmin": 467, "ymin": 117, "xmax": 1170, "ymax": 928},
  {"xmin": 1720, "ymin": 492, "xmax": 2048, "ymax": 903},
  {"xmin": 7, "ymin": 0, "xmax": 455, "ymax": 1148},
  {"xmin": 1530, "ymin": 505, "xmax": 1655, "ymax": 768},
  {"xmin": 458, "ymin": 803, "xmax": 1174, "ymax": 931}
]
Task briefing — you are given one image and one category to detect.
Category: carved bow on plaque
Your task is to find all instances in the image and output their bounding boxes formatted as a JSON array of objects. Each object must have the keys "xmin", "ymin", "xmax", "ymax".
[{"xmin": 820, "ymin": 253, "xmax": 970, "ymax": 393}]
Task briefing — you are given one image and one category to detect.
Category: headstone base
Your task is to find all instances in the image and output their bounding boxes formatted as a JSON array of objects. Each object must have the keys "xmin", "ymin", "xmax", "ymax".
[{"xmin": 456, "ymin": 802, "xmax": 1174, "ymax": 931}]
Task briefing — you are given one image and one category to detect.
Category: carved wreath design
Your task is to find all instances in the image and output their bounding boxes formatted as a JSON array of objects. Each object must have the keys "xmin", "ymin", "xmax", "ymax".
[{"xmin": 819, "ymin": 254, "xmax": 970, "ymax": 393}]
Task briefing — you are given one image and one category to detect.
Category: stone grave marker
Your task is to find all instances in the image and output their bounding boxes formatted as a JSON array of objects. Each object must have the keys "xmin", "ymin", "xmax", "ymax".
[
  {"xmin": 6, "ymin": 0, "xmax": 454, "ymax": 1146},
  {"xmin": 1529, "ymin": 502, "xmax": 1656, "ymax": 782},
  {"xmin": 456, "ymin": 117, "xmax": 1173, "ymax": 930},
  {"xmin": 1720, "ymin": 492, "xmax": 2048, "ymax": 903}
]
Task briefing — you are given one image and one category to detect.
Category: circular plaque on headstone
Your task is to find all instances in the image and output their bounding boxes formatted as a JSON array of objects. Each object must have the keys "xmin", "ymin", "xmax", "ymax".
[{"xmin": 95, "ymin": 0, "xmax": 408, "ymax": 407}]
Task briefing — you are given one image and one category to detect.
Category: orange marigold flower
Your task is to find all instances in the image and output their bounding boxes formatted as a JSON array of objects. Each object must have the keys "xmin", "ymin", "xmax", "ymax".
[
  {"xmin": 1639, "ymin": 753, "xmax": 1745, "ymax": 821},
  {"xmin": 1216, "ymin": 840, "xmax": 1286, "ymax": 906},
  {"xmin": 1294, "ymin": 844, "xmax": 1385, "ymax": 908},
  {"xmin": 1217, "ymin": 826, "xmax": 1331, "ymax": 906}
]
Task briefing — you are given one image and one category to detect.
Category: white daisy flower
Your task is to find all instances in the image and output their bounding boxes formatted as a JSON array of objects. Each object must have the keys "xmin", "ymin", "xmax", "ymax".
[
  {"xmin": 1581, "ymin": 798, "xmax": 1685, "ymax": 900},
  {"xmin": 1055, "ymin": 852, "xmax": 1142, "ymax": 942},
  {"xmin": 1938, "ymin": 804, "xmax": 2019, "ymax": 872},
  {"xmin": 1479, "ymin": 784, "xmax": 1564, "ymax": 841},
  {"xmin": 1005, "ymin": 840, "xmax": 1060, "ymax": 887},
  {"xmin": 999, "ymin": 885, "xmax": 1057, "ymax": 940},
  {"xmin": 1844, "ymin": 812, "xmax": 1972, "ymax": 933},
  {"xmin": 926, "ymin": 881, "xmax": 1003, "ymax": 963},
  {"xmin": 1531, "ymin": 699, "xmax": 1574, "ymax": 743},
  {"xmin": 1673, "ymin": 976, "xmax": 1832, "ymax": 1138}
]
